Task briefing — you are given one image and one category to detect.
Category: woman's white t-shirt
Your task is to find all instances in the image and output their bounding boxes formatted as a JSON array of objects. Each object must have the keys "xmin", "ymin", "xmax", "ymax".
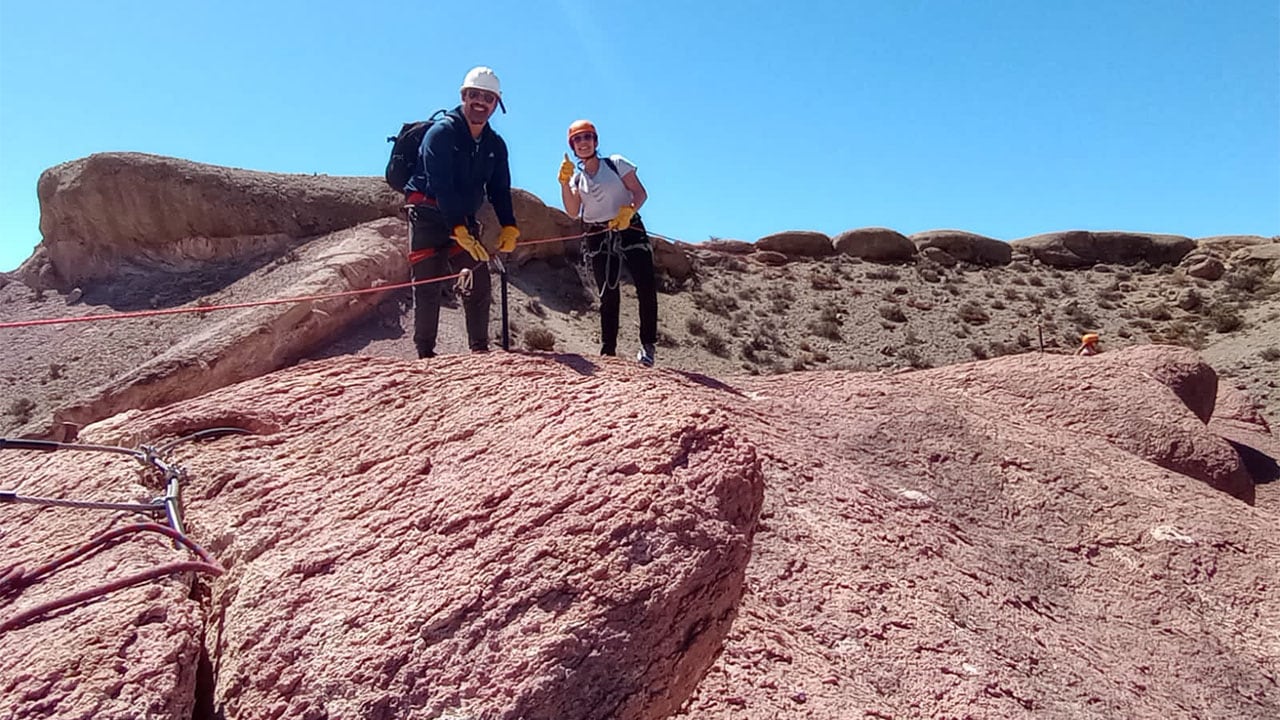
[{"xmin": 571, "ymin": 154, "xmax": 637, "ymax": 224}]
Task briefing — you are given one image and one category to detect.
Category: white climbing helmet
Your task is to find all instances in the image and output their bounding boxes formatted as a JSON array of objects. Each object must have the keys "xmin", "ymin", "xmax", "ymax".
[{"xmin": 460, "ymin": 66, "xmax": 505, "ymax": 113}]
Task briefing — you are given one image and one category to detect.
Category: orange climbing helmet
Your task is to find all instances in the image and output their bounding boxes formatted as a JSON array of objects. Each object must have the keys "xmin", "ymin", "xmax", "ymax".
[
  {"xmin": 1081, "ymin": 333, "xmax": 1100, "ymax": 345},
  {"xmin": 567, "ymin": 119, "xmax": 597, "ymax": 146}
]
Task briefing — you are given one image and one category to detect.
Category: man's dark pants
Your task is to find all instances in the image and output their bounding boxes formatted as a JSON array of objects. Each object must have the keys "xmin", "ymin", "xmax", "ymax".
[{"xmin": 409, "ymin": 205, "xmax": 491, "ymax": 357}]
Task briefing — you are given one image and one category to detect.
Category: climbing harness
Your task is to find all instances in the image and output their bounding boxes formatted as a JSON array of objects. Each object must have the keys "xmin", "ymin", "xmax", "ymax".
[
  {"xmin": 0, "ymin": 426, "xmax": 250, "ymax": 633},
  {"xmin": 582, "ymin": 227, "xmax": 654, "ymax": 299}
]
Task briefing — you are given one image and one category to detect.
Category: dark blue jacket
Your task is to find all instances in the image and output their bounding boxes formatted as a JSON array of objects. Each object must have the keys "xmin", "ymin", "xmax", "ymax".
[{"xmin": 405, "ymin": 106, "xmax": 516, "ymax": 229}]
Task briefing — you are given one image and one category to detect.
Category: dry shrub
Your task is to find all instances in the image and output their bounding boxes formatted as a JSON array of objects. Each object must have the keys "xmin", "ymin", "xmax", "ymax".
[
  {"xmin": 522, "ymin": 327, "xmax": 556, "ymax": 351},
  {"xmin": 1223, "ymin": 265, "xmax": 1268, "ymax": 295},
  {"xmin": 702, "ymin": 330, "xmax": 730, "ymax": 357},
  {"xmin": 1205, "ymin": 303, "xmax": 1245, "ymax": 333},
  {"xmin": 865, "ymin": 267, "xmax": 901, "ymax": 281},
  {"xmin": 878, "ymin": 304, "xmax": 907, "ymax": 323},
  {"xmin": 692, "ymin": 290, "xmax": 738, "ymax": 317},
  {"xmin": 808, "ymin": 318, "xmax": 842, "ymax": 341},
  {"xmin": 686, "ymin": 316, "xmax": 707, "ymax": 336},
  {"xmin": 957, "ymin": 301, "xmax": 990, "ymax": 325},
  {"xmin": 1138, "ymin": 303, "xmax": 1173, "ymax": 321},
  {"xmin": 1159, "ymin": 321, "xmax": 1207, "ymax": 350},
  {"xmin": 898, "ymin": 347, "xmax": 932, "ymax": 369},
  {"xmin": 990, "ymin": 341, "xmax": 1021, "ymax": 357},
  {"xmin": 810, "ymin": 271, "xmax": 842, "ymax": 291},
  {"xmin": 1064, "ymin": 304, "xmax": 1098, "ymax": 328},
  {"xmin": 6, "ymin": 397, "xmax": 36, "ymax": 425},
  {"xmin": 1260, "ymin": 347, "xmax": 1280, "ymax": 362}
]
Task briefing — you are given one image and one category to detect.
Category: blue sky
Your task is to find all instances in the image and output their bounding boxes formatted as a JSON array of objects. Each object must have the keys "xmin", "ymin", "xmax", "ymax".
[{"xmin": 1, "ymin": 1, "xmax": 1277, "ymax": 272}]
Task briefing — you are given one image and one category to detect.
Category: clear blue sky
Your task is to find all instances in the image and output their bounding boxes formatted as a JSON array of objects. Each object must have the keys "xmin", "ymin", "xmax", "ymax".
[{"xmin": 1, "ymin": 1, "xmax": 1277, "ymax": 272}]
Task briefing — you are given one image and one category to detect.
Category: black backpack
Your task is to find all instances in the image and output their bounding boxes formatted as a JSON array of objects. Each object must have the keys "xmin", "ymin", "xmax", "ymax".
[{"xmin": 385, "ymin": 109, "xmax": 449, "ymax": 192}]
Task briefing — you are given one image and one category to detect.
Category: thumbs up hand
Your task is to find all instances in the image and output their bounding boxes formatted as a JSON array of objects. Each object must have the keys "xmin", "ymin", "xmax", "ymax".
[{"xmin": 557, "ymin": 153, "xmax": 575, "ymax": 185}]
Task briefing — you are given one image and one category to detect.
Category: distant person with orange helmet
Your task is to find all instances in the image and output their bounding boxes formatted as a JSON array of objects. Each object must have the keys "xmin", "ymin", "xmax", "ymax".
[
  {"xmin": 402, "ymin": 66, "xmax": 520, "ymax": 358},
  {"xmin": 1076, "ymin": 333, "xmax": 1102, "ymax": 356},
  {"xmin": 557, "ymin": 120, "xmax": 659, "ymax": 366}
]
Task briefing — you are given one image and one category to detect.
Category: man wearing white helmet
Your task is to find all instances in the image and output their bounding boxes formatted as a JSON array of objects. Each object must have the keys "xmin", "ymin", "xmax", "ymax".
[{"xmin": 403, "ymin": 66, "xmax": 520, "ymax": 358}]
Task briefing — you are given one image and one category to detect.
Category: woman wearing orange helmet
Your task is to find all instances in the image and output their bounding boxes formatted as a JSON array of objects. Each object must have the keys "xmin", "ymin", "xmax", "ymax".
[
  {"xmin": 1076, "ymin": 333, "xmax": 1101, "ymax": 356},
  {"xmin": 557, "ymin": 120, "xmax": 658, "ymax": 366}
]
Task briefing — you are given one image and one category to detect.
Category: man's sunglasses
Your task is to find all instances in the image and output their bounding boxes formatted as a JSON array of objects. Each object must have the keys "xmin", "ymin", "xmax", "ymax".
[
  {"xmin": 570, "ymin": 132, "xmax": 597, "ymax": 144},
  {"xmin": 464, "ymin": 89, "xmax": 498, "ymax": 105}
]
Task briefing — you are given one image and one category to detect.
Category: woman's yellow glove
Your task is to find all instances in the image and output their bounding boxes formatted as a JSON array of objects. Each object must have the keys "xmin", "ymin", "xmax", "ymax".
[
  {"xmin": 557, "ymin": 153, "xmax": 575, "ymax": 185},
  {"xmin": 497, "ymin": 225, "xmax": 520, "ymax": 253},
  {"xmin": 451, "ymin": 225, "xmax": 489, "ymax": 262},
  {"xmin": 607, "ymin": 205, "xmax": 636, "ymax": 230}
]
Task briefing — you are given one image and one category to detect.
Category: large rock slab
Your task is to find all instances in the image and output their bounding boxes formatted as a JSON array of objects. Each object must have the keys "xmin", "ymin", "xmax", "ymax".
[
  {"xmin": 833, "ymin": 227, "xmax": 917, "ymax": 263},
  {"xmin": 679, "ymin": 346, "xmax": 1278, "ymax": 719},
  {"xmin": 59, "ymin": 354, "xmax": 763, "ymax": 720},
  {"xmin": 1210, "ymin": 384, "xmax": 1280, "ymax": 487},
  {"xmin": 911, "ymin": 229, "xmax": 1011, "ymax": 266},
  {"xmin": 1195, "ymin": 235, "xmax": 1273, "ymax": 256},
  {"xmin": 923, "ymin": 345, "xmax": 1250, "ymax": 502},
  {"xmin": 757, "ymin": 231, "xmax": 835, "ymax": 258},
  {"xmin": 34, "ymin": 153, "xmax": 404, "ymax": 288},
  {"xmin": 47, "ymin": 218, "xmax": 408, "ymax": 437},
  {"xmin": 1011, "ymin": 230, "xmax": 1195, "ymax": 268}
]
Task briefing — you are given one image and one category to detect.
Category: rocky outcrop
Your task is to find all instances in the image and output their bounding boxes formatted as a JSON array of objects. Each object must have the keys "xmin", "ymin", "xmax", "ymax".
[
  {"xmin": 924, "ymin": 345, "xmax": 1249, "ymax": 501},
  {"xmin": 3, "ymin": 354, "xmax": 764, "ymax": 720},
  {"xmin": 757, "ymin": 231, "xmax": 835, "ymax": 258},
  {"xmin": 1011, "ymin": 230, "xmax": 1195, "ymax": 268},
  {"xmin": 1184, "ymin": 255, "xmax": 1226, "ymax": 280},
  {"xmin": 702, "ymin": 239, "xmax": 756, "ymax": 255},
  {"xmin": 478, "ymin": 188, "xmax": 582, "ymax": 264},
  {"xmin": 832, "ymin": 227, "xmax": 917, "ymax": 263},
  {"xmin": 911, "ymin": 229, "xmax": 1012, "ymax": 266},
  {"xmin": 651, "ymin": 237, "xmax": 696, "ymax": 282},
  {"xmin": 34, "ymin": 153, "xmax": 404, "ymax": 289},
  {"xmin": 1210, "ymin": 384, "xmax": 1280, "ymax": 486},
  {"xmin": 4, "ymin": 347, "xmax": 1277, "ymax": 720},
  {"xmin": 47, "ymin": 218, "xmax": 407, "ymax": 436},
  {"xmin": 1195, "ymin": 235, "xmax": 1273, "ymax": 256},
  {"xmin": 680, "ymin": 347, "xmax": 1276, "ymax": 719}
]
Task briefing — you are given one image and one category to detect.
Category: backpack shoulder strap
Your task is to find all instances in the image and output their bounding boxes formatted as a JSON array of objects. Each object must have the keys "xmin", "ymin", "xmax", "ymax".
[{"xmin": 601, "ymin": 156, "xmax": 620, "ymax": 176}]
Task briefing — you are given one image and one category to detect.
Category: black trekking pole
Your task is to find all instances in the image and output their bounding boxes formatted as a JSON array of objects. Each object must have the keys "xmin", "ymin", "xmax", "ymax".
[
  {"xmin": 501, "ymin": 268, "xmax": 510, "ymax": 351},
  {"xmin": 491, "ymin": 255, "xmax": 510, "ymax": 351}
]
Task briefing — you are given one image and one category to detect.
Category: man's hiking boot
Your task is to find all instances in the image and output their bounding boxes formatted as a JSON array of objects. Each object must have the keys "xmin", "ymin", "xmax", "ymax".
[{"xmin": 637, "ymin": 344, "xmax": 655, "ymax": 368}]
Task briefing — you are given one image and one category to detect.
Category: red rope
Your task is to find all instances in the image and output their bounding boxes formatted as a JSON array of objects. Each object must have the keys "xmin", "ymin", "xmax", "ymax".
[
  {"xmin": 0, "ymin": 561, "xmax": 223, "ymax": 634},
  {"xmin": 0, "ymin": 274, "xmax": 458, "ymax": 329},
  {"xmin": 0, "ymin": 522, "xmax": 224, "ymax": 634},
  {"xmin": 0, "ymin": 227, "xmax": 681, "ymax": 331}
]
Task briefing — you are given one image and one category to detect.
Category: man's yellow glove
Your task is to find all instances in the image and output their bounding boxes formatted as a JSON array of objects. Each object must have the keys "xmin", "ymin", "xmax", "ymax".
[
  {"xmin": 451, "ymin": 225, "xmax": 489, "ymax": 262},
  {"xmin": 607, "ymin": 205, "xmax": 636, "ymax": 230},
  {"xmin": 497, "ymin": 225, "xmax": 520, "ymax": 253},
  {"xmin": 557, "ymin": 153, "xmax": 575, "ymax": 185}
]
